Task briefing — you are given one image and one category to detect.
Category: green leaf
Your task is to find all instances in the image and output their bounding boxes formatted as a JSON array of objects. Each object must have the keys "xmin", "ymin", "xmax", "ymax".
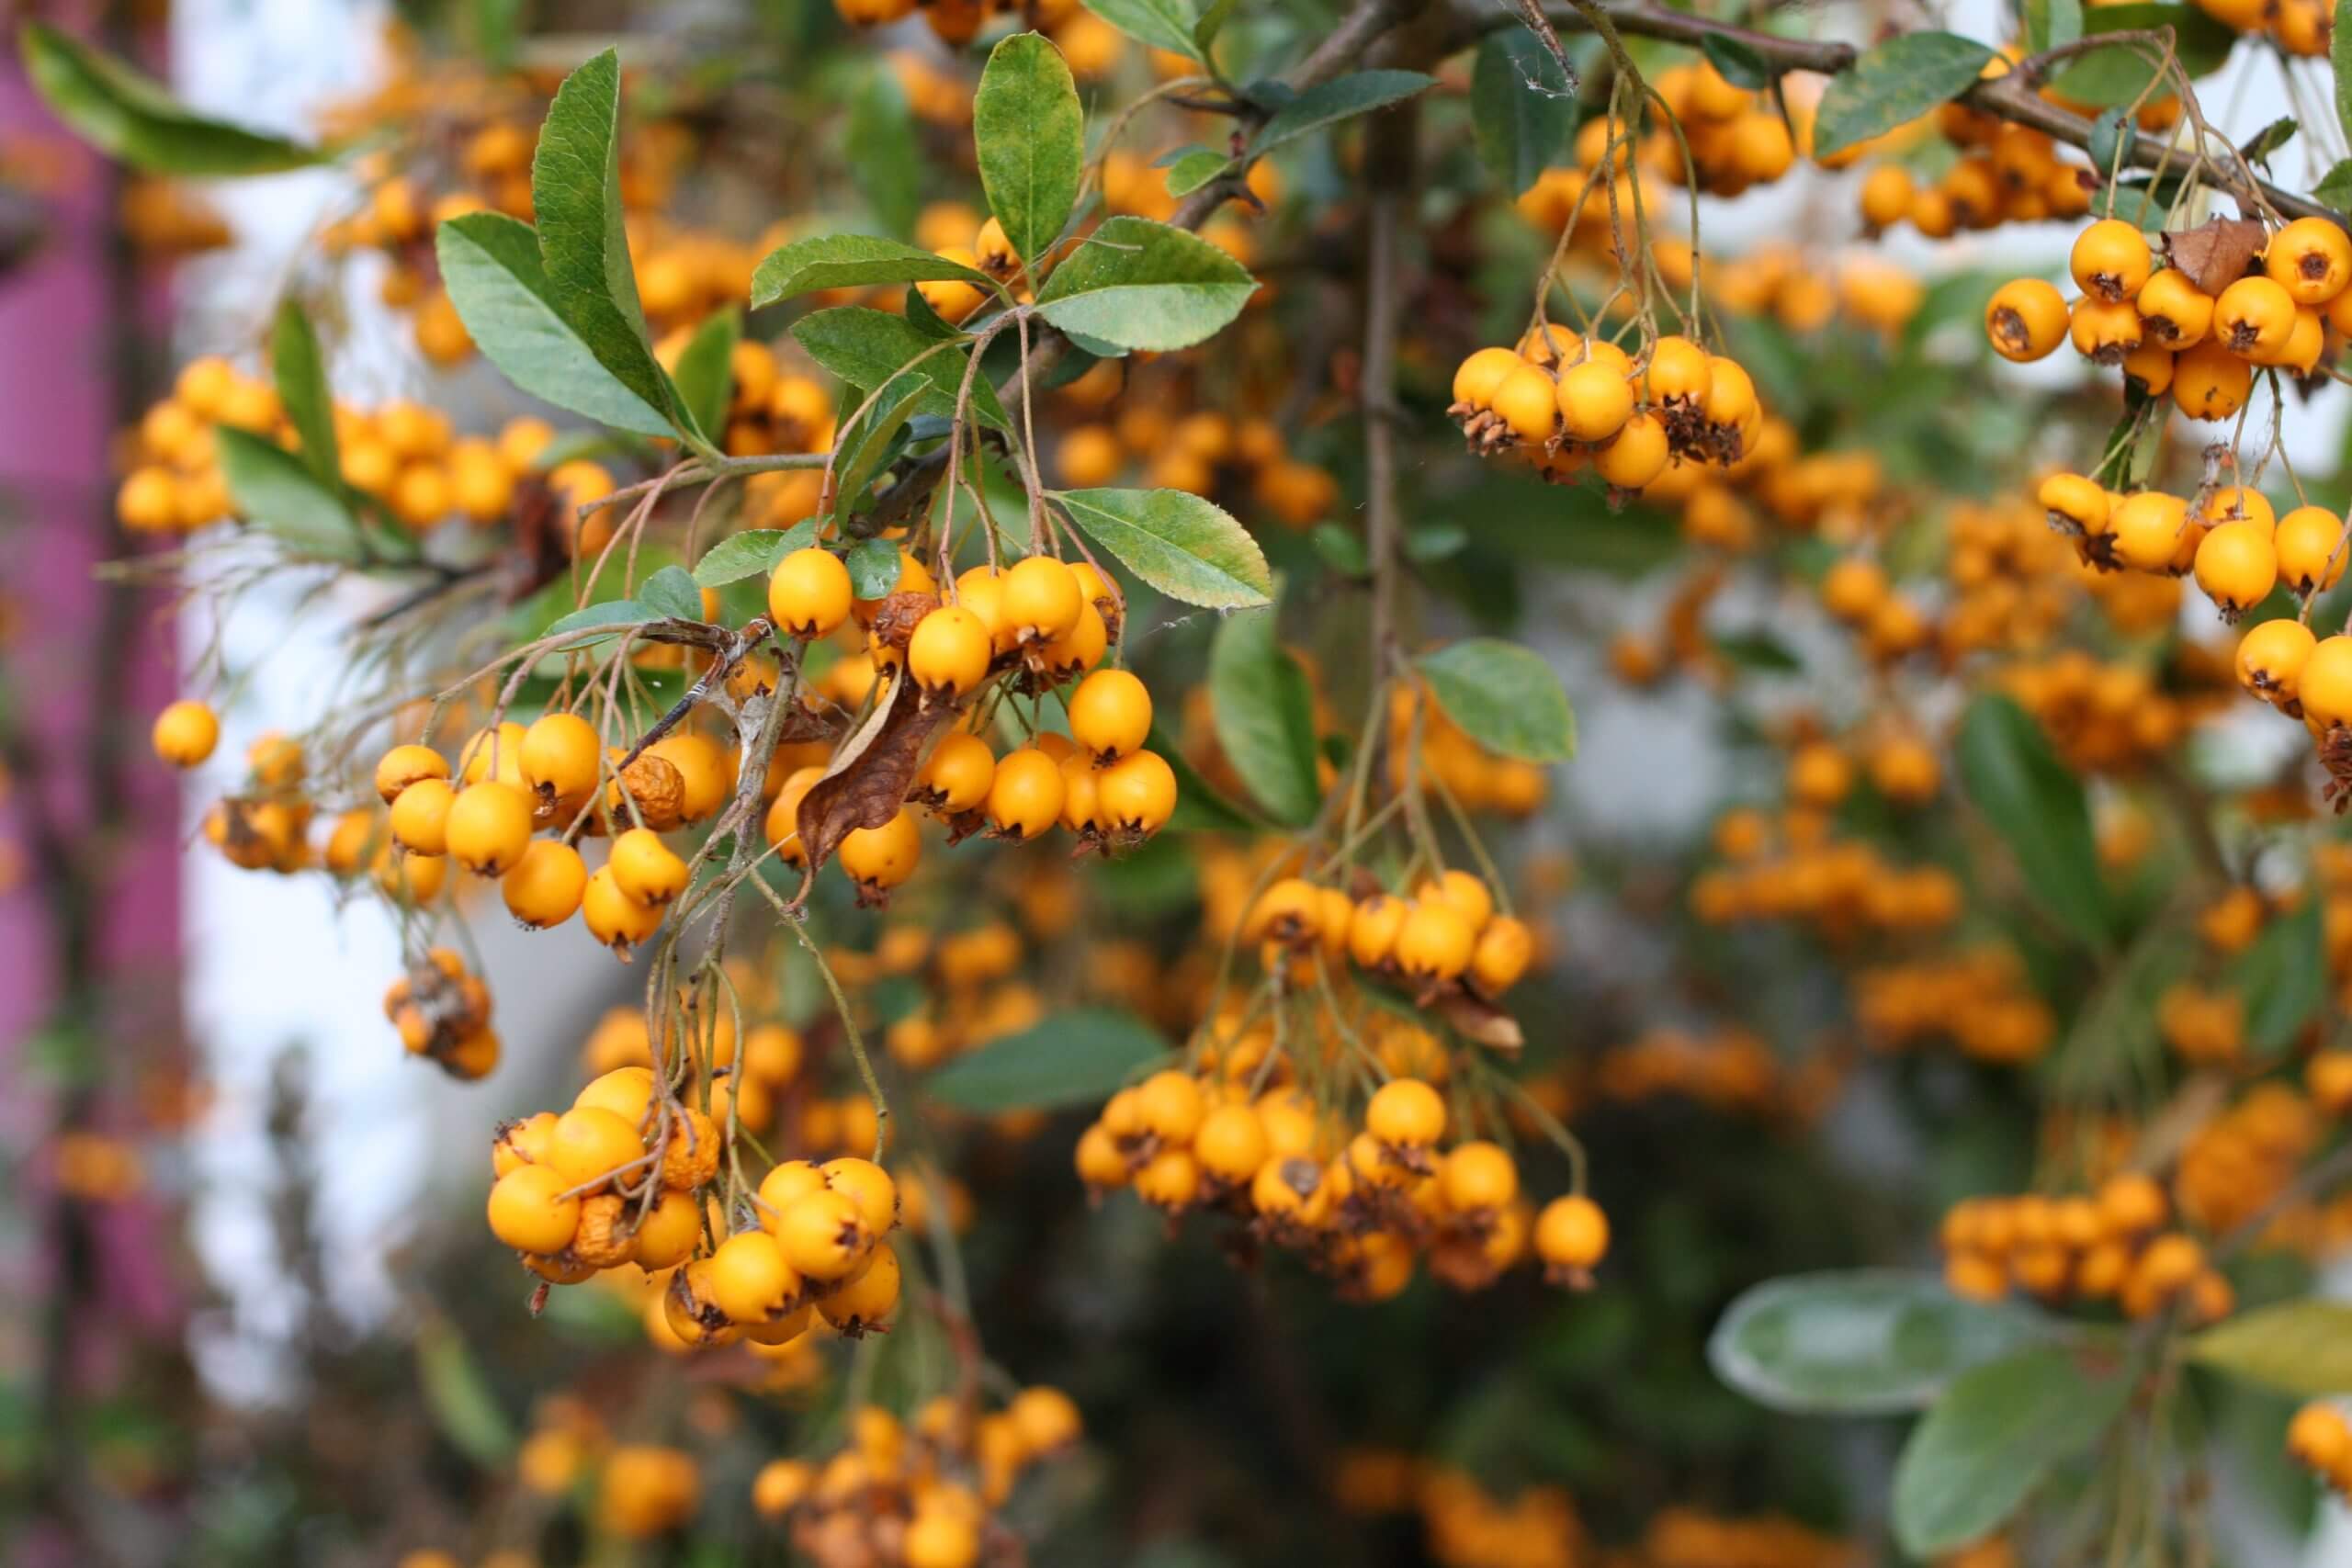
[
  {"xmin": 671, "ymin": 308, "xmax": 741, "ymax": 445},
  {"xmin": 1251, "ymin": 70, "xmax": 1435, "ymax": 156},
  {"xmin": 2336, "ymin": 0, "xmax": 2352, "ymax": 148},
  {"xmin": 269, "ymin": 299, "xmax": 339, "ymax": 490},
  {"xmin": 1209, "ymin": 606, "xmax": 1321, "ymax": 826},
  {"xmin": 831, "ymin": 378, "xmax": 930, "ymax": 527},
  {"xmin": 1163, "ymin": 149, "xmax": 1231, "ymax": 198},
  {"xmin": 1415, "ymin": 638, "xmax": 1574, "ymax": 763},
  {"xmin": 542, "ymin": 598, "xmax": 652, "ymax": 641},
  {"xmin": 2051, "ymin": 6, "xmax": 2240, "ymax": 107},
  {"xmin": 19, "ymin": 24, "xmax": 325, "ymax": 175},
  {"xmin": 1812, "ymin": 32, "xmax": 1997, "ymax": 162},
  {"xmin": 1310, "ymin": 522, "xmax": 1370, "ymax": 575},
  {"xmin": 2022, "ymin": 0, "xmax": 2084, "ymax": 49},
  {"xmin": 2242, "ymin": 116, "xmax": 2299, "ymax": 164},
  {"xmin": 1053, "ymin": 488, "xmax": 1272, "ymax": 608},
  {"xmin": 2189, "ymin": 1300, "xmax": 2352, "ymax": 1395},
  {"xmin": 974, "ymin": 32, "xmax": 1084, "ymax": 272},
  {"xmin": 215, "ymin": 426, "xmax": 362, "ymax": 564},
  {"xmin": 1710, "ymin": 1270, "xmax": 2053, "ymax": 1416},
  {"xmin": 1033, "ymin": 216, "xmax": 1257, "ymax": 353},
  {"xmin": 1701, "ymin": 33, "xmax": 1773, "ymax": 89},
  {"xmin": 692, "ymin": 524, "xmax": 816, "ymax": 587},
  {"xmin": 925, "ymin": 1006, "xmax": 1170, "ymax": 1112},
  {"xmin": 2086, "ymin": 106, "xmax": 2136, "ymax": 176},
  {"xmin": 847, "ymin": 65, "xmax": 922, "ymax": 237},
  {"xmin": 751, "ymin": 234, "xmax": 999, "ymax": 308},
  {"xmin": 1080, "ymin": 0, "xmax": 1202, "ymax": 62},
  {"xmin": 790, "ymin": 306, "xmax": 1010, "ymax": 432},
  {"xmin": 2232, "ymin": 894, "xmax": 2324, "ymax": 1056},
  {"xmin": 437, "ymin": 211, "xmax": 675, "ymax": 438},
  {"xmin": 1194, "ymin": 0, "xmax": 1238, "ymax": 56},
  {"xmin": 639, "ymin": 565, "xmax": 705, "ymax": 621},
  {"xmin": 1151, "ymin": 723, "xmax": 1261, "ymax": 831},
  {"xmin": 1954, "ymin": 694, "xmax": 2109, "ymax": 948},
  {"xmin": 530, "ymin": 49, "xmax": 694, "ymax": 442},
  {"xmin": 415, "ymin": 1318, "xmax": 516, "ymax": 1465},
  {"xmin": 1891, "ymin": 1345, "xmax": 2133, "ymax": 1557},
  {"xmin": 1472, "ymin": 30, "xmax": 1574, "ymax": 196},
  {"xmin": 845, "ymin": 537, "xmax": 904, "ymax": 599},
  {"xmin": 2318, "ymin": 157, "xmax": 2352, "ymax": 213}
]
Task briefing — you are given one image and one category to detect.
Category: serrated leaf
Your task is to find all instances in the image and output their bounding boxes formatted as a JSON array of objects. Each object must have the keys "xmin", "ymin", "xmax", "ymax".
[
  {"xmin": 2231, "ymin": 893, "xmax": 2324, "ymax": 1056},
  {"xmin": 438, "ymin": 211, "xmax": 676, "ymax": 438},
  {"xmin": 269, "ymin": 299, "xmax": 339, "ymax": 490},
  {"xmin": 1892, "ymin": 1345, "xmax": 2132, "ymax": 1557},
  {"xmin": 20, "ymin": 24, "xmax": 325, "ymax": 175},
  {"xmin": 1473, "ymin": 30, "xmax": 1573, "ymax": 196},
  {"xmin": 2052, "ymin": 5, "xmax": 2240, "ymax": 107},
  {"xmin": 847, "ymin": 65, "xmax": 922, "ymax": 238},
  {"xmin": 1033, "ymin": 216, "xmax": 1257, "ymax": 352},
  {"xmin": 791, "ymin": 306, "xmax": 1010, "ymax": 432},
  {"xmin": 1163, "ymin": 149, "xmax": 1230, "ymax": 198},
  {"xmin": 215, "ymin": 426, "xmax": 362, "ymax": 564},
  {"xmin": 1416, "ymin": 638, "xmax": 1574, "ymax": 763},
  {"xmin": 1955, "ymin": 694, "xmax": 2109, "ymax": 948},
  {"xmin": 1710, "ymin": 1270, "xmax": 2053, "ymax": 1416},
  {"xmin": 2189, "ymin": 1299, "xmax": 2352, "ymax": 1395},
  {"xmin": 416, "ymin": 1318, "xmax": 516, "ymax": 1465},
  {"xmin": 1053, "ymin": 487, "xmax": 1272, "ymax": 607},
  {"xmin": 845, "ymin": 537, "xmax": 904, "ymax": 599},
  {"xmin": 692, "ymin": 524, "xmax": 816, "ymax": 587},
  {"xmin": 1209, "ymin": 605, "xmax": 1321, "ymax": 826},
  {"xmin": 975, "ymin": 32, "xmax": 1084, "ymax": 272},
  {"xmin": 751, "ymin": 233, "xmax": 1000, "ymax": 307},
  {"xmin": 1080, "ymin": 0, "xmax": 1203, "ymax": 62},
  {"xmin": 1812, "ymin": 32, "xmax": 1997, "ymax": 162},
  {"xmin": 530, "ymin": 50, "xmax": 695, "ymax": 442},
  {"xmin": 2317, "ymin": 157, "xmax": 2352, "ymax": 213},
  {"xmin": 925, "ymin": 1006, "xmax": 1170, "ymax": 1111},
  {"xmin": 1701, "ymin": 33, "xmax": 1773, "ymax": 89},
  {"xmin": 639, "ymin": 564, "xmax": 705, "ymax": 620},
  {"xmin": 671, "ymin": 308, "xmax": 740, "ymax": 445},
  {"xmin": 1251, "ymin": 69, "xmax": 1435, "ymax": 155}
]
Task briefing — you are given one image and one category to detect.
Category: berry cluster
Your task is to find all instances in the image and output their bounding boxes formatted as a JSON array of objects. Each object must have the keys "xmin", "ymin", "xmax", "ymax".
[{"xmin": 1940, "ymin": 1175, "xmax": 2233, "ymax": 1321}]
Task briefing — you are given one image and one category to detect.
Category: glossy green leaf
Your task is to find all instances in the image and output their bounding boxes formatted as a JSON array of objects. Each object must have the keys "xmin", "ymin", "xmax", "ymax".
[
  {"xmin": 215, "ymin": 426, "xmax": 362, "ymax": 564},
  {"xmin": 1473, "ymin": 30, "xmax": 1574, "ymax": 195},
  {"xmin": 20, "ymin": 24, "xmax": 325, "ymax": 175},
  {"xmin": 1163, "ymin": 148, "xmax": 1230, "ymax": 198},
  {"xmin": 1812, "ymin": 32, "xmax": 1997, "ymax": 162},
  {"xmin": 752, "ymin": 234, "xmax": 999, "ymax": 308},
  {"xmin": 530, "ymin": 50, "xmax": 694, "ymax": 441},
  {"xmin": 1053, "ymin": 488, "xmax": 1272, "ymax": 608},
  {"xmin": 1710, "ymin": 1270, "xmax": 2053, "ymax": 1416},
  {"xmin": 1209, "ymin": 605, "xmax": 1321, "ymax": 826},
  {"xmin": 1955, "ymin": 693, "xmax": 2108, "ymax": 947},
  {"xmin": 1416, "ymin": 638, "xmax": 1575, "ymax": 763},
  {"xmin": 974, "ymin": 32, "xmax": 1084, "ymax": 271},
  {"xmin": 437, "ymin": 211, "xmax": 676, "ymax": 437},
  {"xmin": 2233, "ymin": 894, "xmax": 2325, "ymax": 1056},
  {"xmin": 692, "ymin": 524, "xmax": 817, "ymax": 587},
  {"xmin": 671, "ymin": 308, "xmax": 740, "ymax": 446},
  {"xmin": 269, "ymin": 299, "xmax": 339, "ymax": 490},
  {"xmin": 1033, "ymin": 216, "xmax": 1257, "ymax": 352},
  {"xmin": 1892, "ymin": 1345, "xmax": 2133, "ymax": 1557},
  {"xmin": 639, "ymin": 565, "xmax": 705, "ymax": 621},
  {"xmin": 2189, "ymin": 1299, "xmax": 2352, "ymax": 1395},
  {"xmin": 845, "ymin": 537, "xmax": 904, "ymax": 599},
  {"xmin": 2052, "ymin": 6, "xmax": 2239, "ymax": 106},
  {"xmin": 1251, "ymin": 70, "xmax": 1435, "ymax": 155},
  {"xmin": 831, "ymin": 379, "xmax": 930, "ymax": 527},
  {"xmin": 1080, "ymin": 0, "xmax": 1202, "ymax": 62},
  {"xmin": 791, "ymin": 307, "xmax": 1010, "ymax": 433},
  {"xmin": 925, "ymin": 1006, "xmax": 1170, "ymax": 1111}
]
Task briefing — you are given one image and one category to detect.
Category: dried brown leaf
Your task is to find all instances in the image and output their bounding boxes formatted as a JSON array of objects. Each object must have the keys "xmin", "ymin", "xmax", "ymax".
[
  {"xmin": 2162, "ymin": 217, "xmax": 2265, "ymax": 298},
  {"xmin": 794, "ymin": 673, "xmax": 955, "ymax": 883},
  {"xmin": 1435, "ymin": 992, "xmax": 1524, "ymax": 1054}
]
